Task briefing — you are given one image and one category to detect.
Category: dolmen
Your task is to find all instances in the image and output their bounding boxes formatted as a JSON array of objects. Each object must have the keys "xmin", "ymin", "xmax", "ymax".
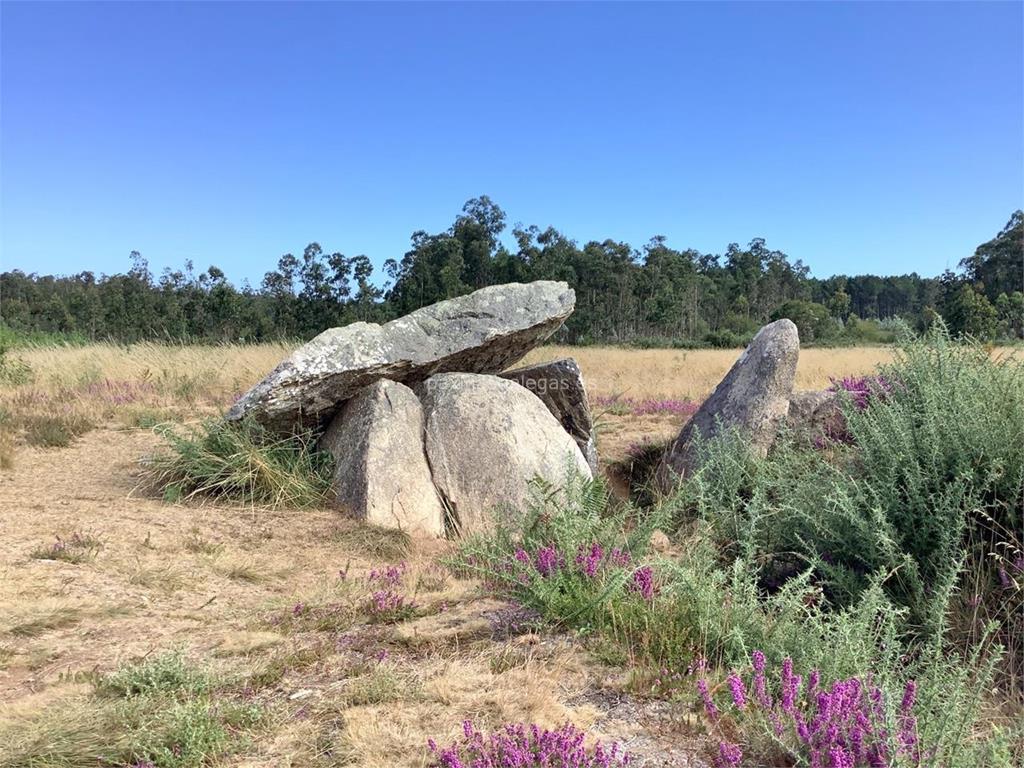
[{"xmin": 228, "ymin": 281, "xmax": 597, "ymax": 538}]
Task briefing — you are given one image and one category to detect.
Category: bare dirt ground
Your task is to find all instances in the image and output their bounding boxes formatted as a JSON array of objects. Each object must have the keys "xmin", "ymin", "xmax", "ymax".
[{"xmin": 0, "ymin": 422, "xmax": 709, "ymax": 766}]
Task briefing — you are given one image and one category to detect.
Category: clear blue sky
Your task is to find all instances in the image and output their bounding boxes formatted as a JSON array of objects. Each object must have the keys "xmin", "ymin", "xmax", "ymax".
[{"xmin": 2, "ymin": 1, "xmax": 1021, "ymax": 286}]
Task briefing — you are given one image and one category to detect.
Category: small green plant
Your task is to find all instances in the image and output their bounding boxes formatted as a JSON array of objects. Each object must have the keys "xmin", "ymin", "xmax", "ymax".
[
  {"xmin": 344, "ymin": 664, "xmax": 416, "ymax": 706},
  {"xmin": 147, "ymin": 418, "xmax": 334, "ymax": 508},
  {"xmin": 0, "ymin": 651, "xmax": 262, "ymax": 768},
  {"xmin": 99, "ymin": 650, "xmax": 212, "ymax": 698},
  {"xmin": 29, "ymin": 532, "xmax": 102, "ymax": 564}
]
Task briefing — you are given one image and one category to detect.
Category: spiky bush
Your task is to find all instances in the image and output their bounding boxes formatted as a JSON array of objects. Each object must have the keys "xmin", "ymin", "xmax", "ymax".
[
  {"xmin": 679, "ymin": 327, "xmax": 1023, "ymax": 691},
  {"xmin": 146, "ymin": 418, "xmax": 333, "ymax": 508}
]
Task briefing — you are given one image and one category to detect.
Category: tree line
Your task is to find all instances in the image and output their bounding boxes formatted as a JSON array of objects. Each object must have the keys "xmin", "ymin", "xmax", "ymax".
[{"xmin": 1, "ymin": 198, "xmax": 1021, "ymax": 346}]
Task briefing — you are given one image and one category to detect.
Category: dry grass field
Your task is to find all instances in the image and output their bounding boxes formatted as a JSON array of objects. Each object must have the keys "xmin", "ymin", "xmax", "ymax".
[
  {"xmin": 10, "ymin": 341, "xmax": 899, "ymax": 402},
  {"xmin": 0, "ymin": 341, "xmax": 1016, "ymax": 766}
]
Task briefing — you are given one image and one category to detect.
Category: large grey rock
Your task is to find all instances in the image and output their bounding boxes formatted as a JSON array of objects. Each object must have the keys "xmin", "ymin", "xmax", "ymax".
[
  {"xmin": 655, "ymin": 319, "xmax": 799, "ymax": 492},
  {"xmin": 318, "ymin": 379, "xmax": 444, "ymax": 537},
  {"xmin": 228, "ymin": 281, "xmax": 575, "ymax": 433},
  {"xmin": 417, "ymin": 373, "xmax": 592, "ymax": 536},
  {"xmin": 500, "ymin": 358, "xmax": 599, "ymax": 473}
]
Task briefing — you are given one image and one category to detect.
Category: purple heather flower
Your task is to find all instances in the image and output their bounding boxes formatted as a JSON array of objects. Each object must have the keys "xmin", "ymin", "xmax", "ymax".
[
  {"xmin": 727, "ymin": 671, "xmax": 747, "ymax": 710},
  {"xmin": 575, "ymin": 542, "xmax": 605, "ymax": 578},
  {"xmin": 781, "ymin": 657, "xmax": 801, "ymax": 713},
  {"xmin": 534, "ymin": 545, "xmax": 562, "ymax": 578},
  {"xmin": 609, "ymin": 547, "xmax": 632, "ymax": 567},
  {"xmin": 751, "ymin": 650, "xmax": 772, "ymax": 709},
  {"xmin": 428, "ymin": 720, "xmax": 632, "ymax": 767},
  {"xmin": 828, "ymin": 746, "xmax": 853, "ymax": 768},
  {"xmin": 627, "ymin": 566, "xmax": 656, "ymax": 600},
  {"xmin": 717, "ymin": 741, "xmax": 742, "ymax": 767},
  {"xmin": 899, "ymin": 680, "xmax": 917, "ymax": 714},
  {"xmin": 808, "ymin": 669, "xmax": 821, "ymax": 694},
  {"xmin": 716, "ymin": 653, "xmax": 907, "ymax": 768},
  {"xmin": 696, "ymin": 676, "xmax": 719, "ymax": 721}
]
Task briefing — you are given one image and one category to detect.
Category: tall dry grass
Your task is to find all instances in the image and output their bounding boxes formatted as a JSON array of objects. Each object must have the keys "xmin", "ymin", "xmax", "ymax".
[
  {"xmin": 524, "ymin": 345, "xmax": 907, "ymax": 400},
  {"xmin": 10, "ymin": 341, "xmax": 915, "ymax": 404},
  {"xmin": 10, "ymin": 341, "xmax": 292, "ymax": 402}
]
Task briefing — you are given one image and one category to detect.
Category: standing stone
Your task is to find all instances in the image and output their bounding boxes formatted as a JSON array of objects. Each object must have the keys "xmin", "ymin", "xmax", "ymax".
[
  {"xmin": 655, "ymin": 319, "xmax": 799, "ymax": 492},
  {"xmin": 500, "ymin": 358, "xmax": 599, "ymax": 474},
  {"xmin": 318, "ymin": 379, "xmax": 444, "ymax": 537},
  {"xmin": 417, "ymin": 373, "xmax": 592, "ymax": 536},
  {"xmin": 228, "ymin": 281, "xmax": 576, "ymax": 433}
]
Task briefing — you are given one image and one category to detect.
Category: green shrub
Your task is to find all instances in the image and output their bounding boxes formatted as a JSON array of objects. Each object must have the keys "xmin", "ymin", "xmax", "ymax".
[
  {"xmin": 147, "ymin": 418, "xmax": 334, "ymax": 508},
  {"xmin": 677, "ymin": 327, "xmax": 1023, "ymax": 694}
]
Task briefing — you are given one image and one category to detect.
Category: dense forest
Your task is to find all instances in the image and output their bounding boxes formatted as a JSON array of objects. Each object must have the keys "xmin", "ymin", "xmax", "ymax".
[{"xmin": 1, "ymin": 199, "xmax": 1021, "ymax": 346}]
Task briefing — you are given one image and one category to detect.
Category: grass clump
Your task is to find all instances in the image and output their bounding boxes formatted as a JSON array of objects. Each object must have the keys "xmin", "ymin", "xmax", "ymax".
[
  {"xmin": 22, "ymin": 412, "xmax": 95, "ymax": 447},
  {"xmin": 146, "ymin": 418, "xmax": 333, "ymax": 508},
  {"xmin": 128, "ymin": 563, "xmax": 189, "ymax": 593},
  {"xmin": 344, "ymin": 664, "xmax": 416, "ymax": 706},
  {"xmin": 0, "ymin": 651, "xmax": 261, "ymax": 768},
  {"xmin": 182, "ymin": 529, "xmax": 225, "ymax": 556},
  {"xmin": 6, "ymin": 605, "xmax": 84, "ymax": 639},
  {"xmin": 0, "ymin": 429, "xmax": 15, "ymax": 469},
  {"xmin": 29, "ymin": 532, "xmax": 103, "ymax": 564},
  {"xmin": 328, "ymin": 523, "xmax": 412, "ymax": 560}
]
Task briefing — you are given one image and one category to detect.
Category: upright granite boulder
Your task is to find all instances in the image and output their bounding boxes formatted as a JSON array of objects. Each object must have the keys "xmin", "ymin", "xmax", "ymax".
[
  {"xmin": 228, "ymin": 281, "xmax": 575, "ymax": 433},
  {"xmin": 655, "ymin": 319, "xmax": 799, "ymax": 493},
  {"xmin": 500, "ymin": 358, "xmax": 599, "ymax": 473},
  {"xmin": 318, "ymin": 379, "xmax": 444, "ymax": 537},
  {"xmin": 417, "ymin": 373, "xmax": 592, "ymax": 536}
]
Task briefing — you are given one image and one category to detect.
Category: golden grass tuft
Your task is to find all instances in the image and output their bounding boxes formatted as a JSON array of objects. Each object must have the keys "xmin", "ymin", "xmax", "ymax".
[
  {"xmin": 4, "ymin": 601, "xmax": 85, "ymax": 638},
  {"xmin": 328, "ymin": 522, "xmax": 413, "ymax": 561},
  {"xmin": 127, "ymin": 562, "xmax": 191, "ymax": 593},
  {"xmin": 0, "ymin": 430, "xmax": 14, "ymax": 470},
  {"xmin": 213, "ymin": 630, "xmax": 285, "ymax": 657},
  {"xmin": 211, "ymin": 554, "xmax": 284, "ymax": 584}
]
